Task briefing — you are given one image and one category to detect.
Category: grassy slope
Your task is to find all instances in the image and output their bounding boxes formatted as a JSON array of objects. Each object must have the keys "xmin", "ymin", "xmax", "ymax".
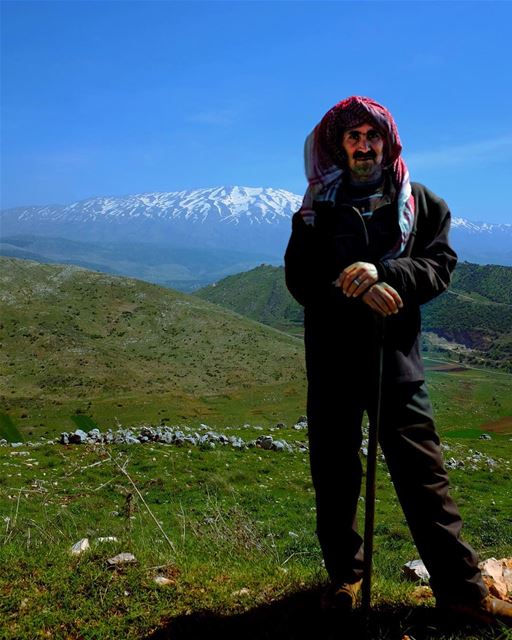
[
  {"xmin": 1, "ymin": 259, "xmax": 511, "ymax": 639},
  {"xmin": 1, "ymin": 434, "xmax": 510, "ymax": 640},
  {"xmin": 0, "ymin": 257, "xmax": 305, "ymax": 437},
  {"xmin": 195, "ymin": 263, "xmax": 512, "ymax": 370}
]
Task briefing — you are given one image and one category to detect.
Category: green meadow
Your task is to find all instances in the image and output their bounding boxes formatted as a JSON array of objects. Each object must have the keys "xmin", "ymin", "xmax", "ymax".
[{"xmin": 1, "ymin": 257, "xmax": 511, "ymax": 639}]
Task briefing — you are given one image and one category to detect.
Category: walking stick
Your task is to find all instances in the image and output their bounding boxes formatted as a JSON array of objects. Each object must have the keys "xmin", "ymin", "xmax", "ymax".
[{"xmin": 361, "ymin": 314, "xmax": 385, "ymax": 620}]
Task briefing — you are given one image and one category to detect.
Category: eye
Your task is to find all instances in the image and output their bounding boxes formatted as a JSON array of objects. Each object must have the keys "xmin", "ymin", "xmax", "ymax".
[
  {"xmin": 367, "ymin": 130, "xmax": 382, "ymax": 141},
  {"xmin": 347, "ymin": 131, "xmax": 360, "ymax": 141}
]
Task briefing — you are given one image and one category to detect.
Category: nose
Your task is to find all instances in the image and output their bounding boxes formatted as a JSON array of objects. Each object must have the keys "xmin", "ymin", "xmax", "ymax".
[{"xmin": 357, "ymin": 135, "xmax": 371, "ymax": 151}]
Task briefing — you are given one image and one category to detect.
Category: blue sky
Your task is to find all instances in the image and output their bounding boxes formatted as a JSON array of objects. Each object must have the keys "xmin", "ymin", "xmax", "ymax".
[{"xmin": 1, "ymin": 0, "xmax": 511, "ymax": 223}]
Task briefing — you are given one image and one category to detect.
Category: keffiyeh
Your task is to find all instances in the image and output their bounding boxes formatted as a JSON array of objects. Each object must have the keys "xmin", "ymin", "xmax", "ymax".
[{"xmin": 300, "ymin": 96, "xmax": 415, "ymax": 259}]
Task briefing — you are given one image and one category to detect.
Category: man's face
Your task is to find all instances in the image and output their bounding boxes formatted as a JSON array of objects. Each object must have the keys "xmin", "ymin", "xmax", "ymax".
[{"xmin": 341, "ymin": 123, "xmax": 385, "ymax": 179}]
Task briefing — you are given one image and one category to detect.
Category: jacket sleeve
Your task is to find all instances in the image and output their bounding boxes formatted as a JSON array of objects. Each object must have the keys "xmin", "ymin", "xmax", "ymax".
[
  {"xmin": 284, "ymin": 211, "xmax": 314, "ymax": 307},
  {"xmin": 375, "ymin": 186, "xmax": 458, "ymax": 306}
]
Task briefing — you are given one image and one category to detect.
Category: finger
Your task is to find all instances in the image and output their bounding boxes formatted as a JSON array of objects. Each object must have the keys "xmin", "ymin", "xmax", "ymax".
[
  {"xmin": 340, "ymin": 266, "xmax": 358, "ymax": 292},
  {"xmin": 365, "ymin": 295, "xmax": 388, "ymax": 316},
  {"xmin": 375, "ymin": 289, "xmax": 400, "ymax": 314},
  {"xmin": 350, "ymin": 276, "xmax": 371, "ymax": 297},
  {"xmin": 340, "ymin": 262, "xmax": 365, "ymax": 287},
  {"xmin": 380, "ymin": 284, "xmax": 403, "ymax": 309},
  {"xmin": 363, "ymin": 288, "xmax": 389, "ymax": 315},
  {"xmin": 344, "ymin": 268, "xmax": 368, "ymax": 295}
]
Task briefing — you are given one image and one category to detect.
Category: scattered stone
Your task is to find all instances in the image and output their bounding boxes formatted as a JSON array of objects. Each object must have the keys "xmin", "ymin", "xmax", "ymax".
[
  {"xmin": 97, "ymin": 536, "xmax": 118, "ymax": 543},
  {"xmin": 403, "ymin": 559, "xmax": 430, "ymax": 583},
  {"xmin": 107, "ymin": 552, "xmax": 137, "ymax": 567},
  {"xmin": 479, "ymin": 557, "xmax": 512, "ymax": 602},
  {"xmin": 68, "ymin": 429, "xmax": 88, "ymax": 444},
  {"xmin": 70, "ymin": 538, "xmax": 90, "ymax": 555},
  {"xmin": 446, "ymin": 457, "xmax": 465, "ymax": 469},
  {"xmin": 154, "ymin": 575, "xmax": 174, "ymax": 586},
  {"xmin": 256, "ymin": 435, "xmax": 274, "ymax": 450},
  {"xmin": 232, "ymin": 587, "xmax": 250, "ymax": 597}
]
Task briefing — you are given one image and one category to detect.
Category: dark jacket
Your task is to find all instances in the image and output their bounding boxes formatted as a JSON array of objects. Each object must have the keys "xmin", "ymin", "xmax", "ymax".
[{"xmin": 284, "ymin": 182, "xmax": 458, "ymax": 383}]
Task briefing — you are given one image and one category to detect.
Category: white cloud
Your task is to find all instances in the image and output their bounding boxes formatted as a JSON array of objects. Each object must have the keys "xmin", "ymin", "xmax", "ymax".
[{"xmin": 406, "ymin": 134, "xmax": 512, "ymax": 169}]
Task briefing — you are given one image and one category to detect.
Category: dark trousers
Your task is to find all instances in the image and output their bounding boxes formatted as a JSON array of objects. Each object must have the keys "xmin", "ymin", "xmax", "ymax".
[{"xmin": 306, "ymin": 370, "xmax": 488, "ymax": 604}]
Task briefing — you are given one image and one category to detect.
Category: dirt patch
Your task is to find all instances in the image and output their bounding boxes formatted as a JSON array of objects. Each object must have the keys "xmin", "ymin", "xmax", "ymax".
[
  {"xmin": 426, "ymin": 363, "xmax": 468, "ymax": 373},
  {"xmin": 480, "ymin": 416, "xmax": 512, "ymax": 434}
]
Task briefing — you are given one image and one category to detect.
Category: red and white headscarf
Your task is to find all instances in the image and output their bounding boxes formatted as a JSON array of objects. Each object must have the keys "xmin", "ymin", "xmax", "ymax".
[{"xmin": 300, "ymin": 96, "xmax": 415, "ymax": 259}]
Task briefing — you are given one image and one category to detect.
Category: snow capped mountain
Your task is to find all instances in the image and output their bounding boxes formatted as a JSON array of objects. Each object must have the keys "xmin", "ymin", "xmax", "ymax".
[
  {"xmin": 7, "ymin": 186, "xmax": 302, "ymax": 226},
  {"xmin": 451, "ymin": 217, "xmax": 512, "ymax": 234},
  {"xmin": 1, "ymin": 186, "xmax": 510, "ymax": 265},
  {"xmin": 1, "ymin": 187, "xmax": 303, "ymax": 256}
]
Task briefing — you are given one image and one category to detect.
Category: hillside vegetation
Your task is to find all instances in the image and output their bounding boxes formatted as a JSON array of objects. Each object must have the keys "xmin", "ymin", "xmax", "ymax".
[
  {"xmin": 195, "ymin": 263, "xmax": 512, "ymax": 371},
  {"xmin": 0, "ymin": 257, "xmax": 305, "ymax": 436}
]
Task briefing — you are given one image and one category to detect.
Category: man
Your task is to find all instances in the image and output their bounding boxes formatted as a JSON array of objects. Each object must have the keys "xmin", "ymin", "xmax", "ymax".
[{"xmin": 284, "ymin": 96, "xmax": 511, "ymax": 626}]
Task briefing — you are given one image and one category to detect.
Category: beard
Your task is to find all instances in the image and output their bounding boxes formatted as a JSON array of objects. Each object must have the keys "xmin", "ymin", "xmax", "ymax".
[{"xmin": 348, "ymin": 153, "xmax": 383, "ymax": 181}]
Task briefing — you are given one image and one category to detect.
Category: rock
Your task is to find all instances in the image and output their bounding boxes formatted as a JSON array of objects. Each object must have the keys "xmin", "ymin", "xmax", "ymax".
[
  {"xmin": 60, "ymin": 432, "xmax": 69, "ymax": 445},
  {"xmin": 479, "ymin": 433, "xmax": 492, "ymax": 440},
  {"xmin": 232, "ymin": 587, "xmax": 250, "ymax": 597},
  {"xmin": 403, "ymin": 559, "xmax": 430, "ymax": 583},
  {"xmin": 107, "ymin": 552, "xmax": 137, "ymax": 567},
  {"xmin": 70, "ymin": 538, "xmax": 90, "ymax": 555},
  {"xmin": 154, "ymin": 575, "xmax": 174, "ymax": 586},
  {"xmin": 297, "ymin": 415, "xmax": 307, "ymax": 424},
  {"xmin": 445, "ymin": 457, "xmax": 464, "ymax": 469},
  {"xmin": 479, "ymin": 557, "xmax": 512, "ymax": 601},
  {"xmin": 275, "ymin": 422, "xmax": 286, "ymax": 429},
  {"xmin": 229, "ymin": 436, "xmax": 245, "ymax": 449},
  {"xmin": 257, "ymin": 435, "xmax": 274, "ymax": 450},
  {"xmin": 69, "ymin": 429, "xmax": 88, "ymax": 444},
  {"xmin": 97, "ymin": 536, "xmax": 118, "ymax": 543}
]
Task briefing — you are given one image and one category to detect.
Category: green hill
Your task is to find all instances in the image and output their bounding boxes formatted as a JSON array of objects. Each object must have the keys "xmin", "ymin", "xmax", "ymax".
[
  {"xmin": 195, "ymin": 263, "xmax": 512, "ymax": 371},
  {"xmin": 194, "ymin": 264, "xmax": 303, "ymax": 334},
  {"xmin": 0, "ymin": 257, "xmax": 305, "ymax": 436}
]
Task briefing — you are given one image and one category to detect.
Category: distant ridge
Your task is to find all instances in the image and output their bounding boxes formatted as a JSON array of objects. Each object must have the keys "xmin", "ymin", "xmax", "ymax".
[
  {"xmin": 195, "ymin": 262, "xmax": 512, "ymax": 372},
  {"xmin": 1, "ymin": 186, "xmax": 510, "ymax": 268}
]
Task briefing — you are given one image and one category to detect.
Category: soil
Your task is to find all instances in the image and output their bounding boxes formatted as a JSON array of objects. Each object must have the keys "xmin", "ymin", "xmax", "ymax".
[{"xmin": 479, "ymin": 416, "xmax": 512, "ymax": 434}]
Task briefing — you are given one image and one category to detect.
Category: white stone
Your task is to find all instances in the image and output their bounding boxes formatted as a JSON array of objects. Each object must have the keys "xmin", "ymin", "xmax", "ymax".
[
  {"xmin": 107, "ymin": 552, "xmax": 137, "ymax": 566},
  {"xmin": 70, "ymin": 538, "xmax": 90, "ymax": 555},
  {"xmin": 403, "ymin": 559, "xmax": 430, "ymax": 583}
]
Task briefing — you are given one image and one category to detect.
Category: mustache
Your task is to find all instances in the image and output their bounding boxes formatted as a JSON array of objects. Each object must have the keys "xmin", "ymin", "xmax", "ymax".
[{"xmin": 353, "ymin": 151, "xmax": 377, "ymax": 160}]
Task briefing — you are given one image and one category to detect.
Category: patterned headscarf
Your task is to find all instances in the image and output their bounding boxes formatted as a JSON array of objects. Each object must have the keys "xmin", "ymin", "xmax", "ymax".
[{"xmin": 300, "ymin": 96, "xmax": 415, "ymax": 259}]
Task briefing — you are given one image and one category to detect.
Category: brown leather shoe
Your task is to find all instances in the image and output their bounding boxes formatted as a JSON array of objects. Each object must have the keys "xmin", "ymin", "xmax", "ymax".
[
  {"xmin": 321, "ymin": 580, "xmax": 362, "ymax": 611},
  {"xmin": 439, "ymin": 594, "xmax": 512, "ymax": 628}
]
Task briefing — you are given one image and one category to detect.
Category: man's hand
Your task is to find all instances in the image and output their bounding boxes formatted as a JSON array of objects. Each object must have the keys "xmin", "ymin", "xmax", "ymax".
[
  {"xmin": 362, "ymin": 282, "xmax": 404, "ymax": 317},
  {"xmin": 334, "ymin": 261, "xmax": 379, "ymax": 297}
]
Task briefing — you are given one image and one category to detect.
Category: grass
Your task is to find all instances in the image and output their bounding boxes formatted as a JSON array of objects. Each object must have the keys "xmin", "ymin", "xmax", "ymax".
[
  {"xmin": 1, "ymin": 258, "xmax": 511, "ymax": 637},
  {"xmin": 1, "ymin": 429, "xmax": 511, "ymax": 639},
  {"xmin": 0, "ymin": 413, "xmax": 24, "ymax": 443}
]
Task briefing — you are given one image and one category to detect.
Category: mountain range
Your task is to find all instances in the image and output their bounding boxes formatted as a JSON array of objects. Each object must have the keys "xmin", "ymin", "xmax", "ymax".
[{"xmin": 1, "ymin": 187, "xmax": 511, "ymax": 291}]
